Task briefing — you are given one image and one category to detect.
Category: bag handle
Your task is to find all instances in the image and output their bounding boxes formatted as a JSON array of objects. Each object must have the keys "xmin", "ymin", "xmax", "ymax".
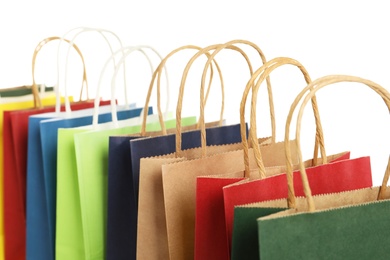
[
  {"xmin": 57, "ymin": 26, "xmax": 125, "ymax": 114},
  {"xmin": 246, "ymin": 57, "xmax": 325, "ymax": 179},
  {"xmin": 92, "ymin": 45, "xmax": 169, "ymax": 127},
  {"xmin": 284, "ymin": 75, "xmax": 390, "ymax": 211},
  {"xmin": 31, "ymin": 36, "xmax": 88, "ymax": 108},
  {"xmin": 175, "ymin": 39, "xmax": 270, "ymax": 158},
  {"xmin": 140, "ymin": 45, "xmax": 224, "ymax": 136}
]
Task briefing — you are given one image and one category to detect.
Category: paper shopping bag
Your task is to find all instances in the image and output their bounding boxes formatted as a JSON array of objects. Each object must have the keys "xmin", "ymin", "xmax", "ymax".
[
  {"xmin": 56, "ymin": 127, "xmax": 87, "ymax": 260},
  {"xmin": 22, "ymin": 35, "xmax": 118, "ymax": 260},
  {"xmin": 136, "ymin": 39, "xmax": 275, "ymax": 260},
  {"xmin": 234, "ymin": 75, "xmax": 381, "ymax": 259},
  {"xmin": 0, "ymin": 85, "xmax": 54, "ymax": 104},
  {"xmin": 0, "ymin": 85, "xmax": 52, "ymax": 98}
]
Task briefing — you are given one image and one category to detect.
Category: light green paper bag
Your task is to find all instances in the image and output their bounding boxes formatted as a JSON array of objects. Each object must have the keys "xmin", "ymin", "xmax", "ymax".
[{"xmin": 55, "ymin": 115, "xmax": 196, "ymax": 260}]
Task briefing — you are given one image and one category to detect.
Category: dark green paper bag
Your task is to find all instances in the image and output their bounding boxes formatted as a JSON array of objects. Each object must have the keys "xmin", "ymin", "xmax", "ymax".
[
  {"xmin": 254, "ymin": 75, "xmax": 390, "ymax": 259},
  {"xmin": 0, "ymin": 85, "xmax": 53, "ymax": 98}
]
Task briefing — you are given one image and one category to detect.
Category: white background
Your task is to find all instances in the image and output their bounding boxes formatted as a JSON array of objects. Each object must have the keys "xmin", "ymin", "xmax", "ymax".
[{"xmin": 0, "ymin": 0, "xmax": 389, "ymax": 186}]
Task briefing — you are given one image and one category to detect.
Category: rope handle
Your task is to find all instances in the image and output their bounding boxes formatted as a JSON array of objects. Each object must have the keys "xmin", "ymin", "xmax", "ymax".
[
  {"xmin": 247, "ymin": 57, "xmax": 325, "ymax": 181},
  {"xmin": 31, "ymin": 36, "xmax": 88, "ymax": 108},
  {"xmin": 140, "ymin": 45, "xmax": 224, "ymax": 136},
  {"xmin": 56, "ymin": 27, "xmax": 125, "ymax": 113},
  {"xmin": 92, "ymin": 45, "xmax": 169, "ymax": 127},
  {"xmin": 176, "ymin": 39, "xmax": 271, "ymax": 158},
  {"xmin": 284, "ymin": 75, "xmax": 390, "ymax": 211}
]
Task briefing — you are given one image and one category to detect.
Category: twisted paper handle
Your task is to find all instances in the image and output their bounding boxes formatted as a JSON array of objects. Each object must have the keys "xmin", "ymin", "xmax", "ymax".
[
  {"xmin": 175, "ymin": 39, "xmax": 270, "ymax": 158},
  {"xmin": 285, "ymin": 75, "xmax": 390, "ymax": 211},
  {"xmin": 57, "ymin": 27, "xmax": 124, "ymax": 113},
  {"xmin": 31, "ymin": 36, "xmax": 88, "ymax": 108},
  {"xmin": 140, "ymin": 45, "xmax": 224, "ymax": 136}
]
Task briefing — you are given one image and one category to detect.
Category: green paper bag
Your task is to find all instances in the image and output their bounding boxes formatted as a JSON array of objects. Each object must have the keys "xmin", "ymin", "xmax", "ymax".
[
  {"xmin": 55, "ymin": 115, "xmax": 196, "ymax": 260},
  {"xmin": 254, "ymin": 75, "xmax": 389, "ymax": 259},
  {"xmin": 56, "ymin": 128, "xmax": 87, "ymax": 260},
  {"xmin": 258, "ymin": 190, "xmax": 390, "ymax": 260},
  {"xmin": 0, "ymin": 85, "xmax": 53, "ymax": 100}
]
